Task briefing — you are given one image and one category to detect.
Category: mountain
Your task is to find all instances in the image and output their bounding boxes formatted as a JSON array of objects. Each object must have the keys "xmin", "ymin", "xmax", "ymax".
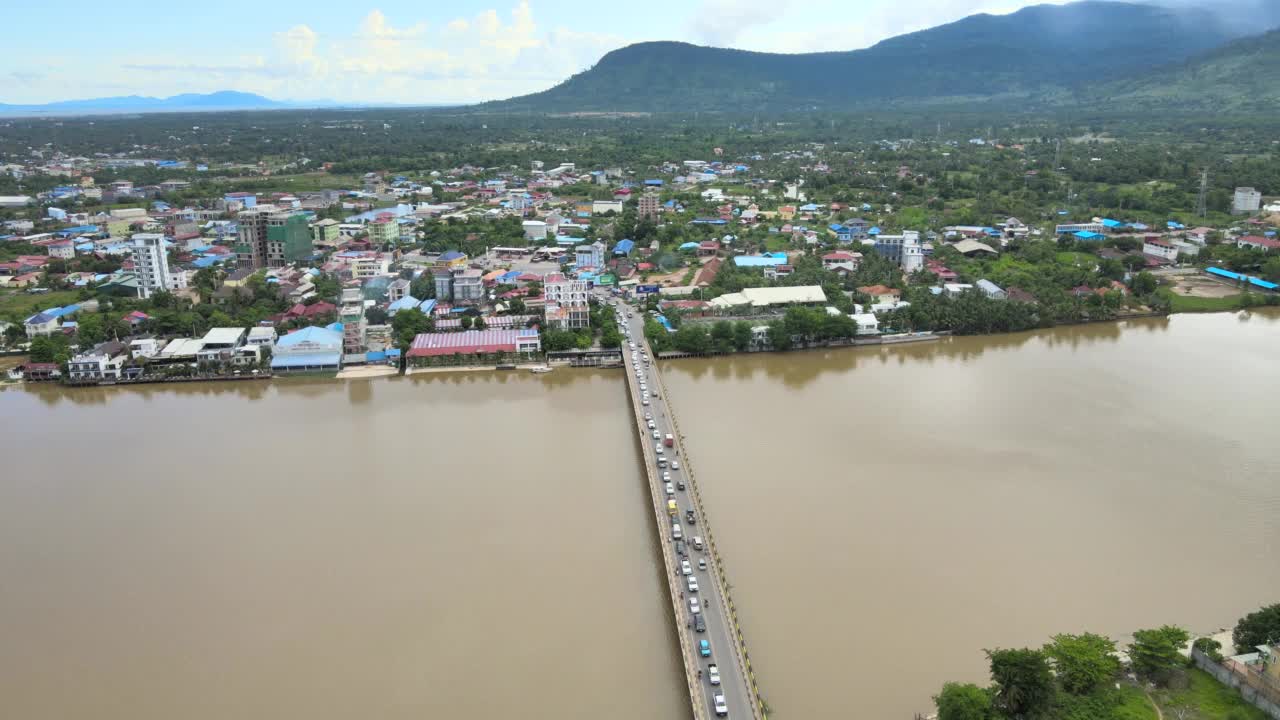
[
  {"xmin": 485, "ymin": 1, "xmax": 1275, "ymax": 112},
  {"xmin": 1092, "ymin": 28, "xmax": 1280, "ymax": 110},
  {"xmin": 0, "ymin": 91, "xmax": 289, "ymax": 117}
]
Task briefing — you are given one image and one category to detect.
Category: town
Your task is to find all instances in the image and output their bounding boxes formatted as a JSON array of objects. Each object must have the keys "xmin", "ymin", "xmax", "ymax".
[{"xmin": 3, "ymin": 133, "xmax": 1278, "ymax": 386}]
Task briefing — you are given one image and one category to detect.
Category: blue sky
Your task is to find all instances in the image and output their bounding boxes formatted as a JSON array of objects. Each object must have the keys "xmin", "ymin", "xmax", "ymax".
[{"xmin": 2, "ymin": 0, "xmax": 1064, "ymax": 104}]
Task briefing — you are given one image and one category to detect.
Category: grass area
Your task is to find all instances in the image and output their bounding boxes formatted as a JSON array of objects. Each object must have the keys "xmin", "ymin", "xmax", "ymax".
[
  {"xmin": 224, "ymin": 171, "xmax": 361, "ymax": 192},
  {"xmin": 764, "ymin": 236, "xmax": 790, "ymax": 252},
  {"xmin": 1051, "ymin": 684, "xmax": 1158, "ymax": 720},
  {"xmin": 0, "ymin": 289, "xmax": 83, "ymax": 323},
  {"xmin": 1057, "ymin": 251, "xmax": 1097, "ymax": 267},
  {"xmin": 1158, "ymin": 288, "xmax": 1248, "ymax": 313},
  {"xmin": 1152, "ymin": 668, "xmax": 1269, "ymax": 720}
]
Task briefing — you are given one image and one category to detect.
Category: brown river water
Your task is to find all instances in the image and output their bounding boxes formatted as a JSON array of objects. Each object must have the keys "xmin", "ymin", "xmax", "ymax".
[{"xmin": 2, "ymin": 310, "xmax": 1278, "ymax": 719}]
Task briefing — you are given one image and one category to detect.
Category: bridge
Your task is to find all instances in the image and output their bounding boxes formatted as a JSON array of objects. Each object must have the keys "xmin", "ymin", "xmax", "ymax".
[{"xmin": 616, "ymin": 303, "xmax": 766, "ymax": 720}]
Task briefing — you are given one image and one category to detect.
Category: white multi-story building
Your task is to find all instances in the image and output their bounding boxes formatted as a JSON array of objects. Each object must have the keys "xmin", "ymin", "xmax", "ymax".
[
  {"xmin": 575, "ymin": 241, "xmax": 605, "ymax": 269},
  {"xmin": 1233, "ymin": 187, "xmax": 1262, "ymax": 215},
  {"xmin": 130, "ymin": 233, "xmax": 183, "ymax": 298},
  {"xmin": 543, "ymin": 275, "xmax": 590, "ymax": 329},
  {"xmin": 1143, "ymin": 238, "xmax": 1179, "ymax": 262},
  {"xmin": 873, "ymin": 230, "xmax": 924, "ymax": 274}
]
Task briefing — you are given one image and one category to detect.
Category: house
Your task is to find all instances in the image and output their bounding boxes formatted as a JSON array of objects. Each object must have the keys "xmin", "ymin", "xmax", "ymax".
[
  {"xmin": 694, "ymin": 257, "xmax": 722, "ymax": 287},
  {"xmin": 943, "ymin": 283, "xmax": 974, "ymax": 297},
  {"xmin": 1237, "ymin": 235, "xmax": 1280, "ymax": 252},
  {"xmin": 387, "ymin": 278, "xmax": 412, "ymax": 303},
  {"xmin": 66, "ymin": 342, "xmax": 128, "ymax": 383},
  {"xmin": 828, "ymin": 223, "xmax": 853, "ymax": 243},
  {"xmin": 13, "ymin": 362, "xmax": 61, "ymax": 381},
  {"xmin": 951, "ymin": 239, "xmax": 998, "ymax": 257},
  {"xmin": 1143, "ymin": 237, "xmax": 1179, "ymax": 262},
  {"xmin": 848, "ymin": 313, "xmax": 878, "ymax": 334},
  {"xmin": 975, "ymin": 279, "xmax": 1007, "ymax": 300},
  {"xmin": 822, "ymin": 251, "xmax": 863, "ymax": 273},
  {"xmin": 697, "ymin": 240, "xmax": 720, "ymax": 258},
  {"xmin": 24, "ymin": 311, "xmax": 60, "ymax": 337},
  {"xmin": 764, "ymin": 264, "xmax": 793, "ymax": 280},
  {"xmin": 575, "ymin": 241, "xmax": 605, "ymax": 269},
  {"xmin": 708, "ymin": 285, "xmax": 827, "ymax": 310},
  {"xmin": 1232, "ymin": 187, "xmax": 1262, "ymax": 215}
]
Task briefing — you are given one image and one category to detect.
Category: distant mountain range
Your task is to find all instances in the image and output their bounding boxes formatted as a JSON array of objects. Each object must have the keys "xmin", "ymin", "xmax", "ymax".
[
  {"xmin": 7, "ymin": 1, "xmax": 1280, "ymax": 118},
  {"xmin": 0, "ymin": 91, "xmax": 417, "ymax": 117},
  {"xmin": 486, "ymin": 1, "xmax": 1280, "ymax": 113}
]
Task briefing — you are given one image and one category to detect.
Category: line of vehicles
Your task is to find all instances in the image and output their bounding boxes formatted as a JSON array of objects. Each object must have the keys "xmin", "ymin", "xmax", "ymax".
[{"xmin": 615, "ymin": 301, "xmax": 730, "ymax": 718}]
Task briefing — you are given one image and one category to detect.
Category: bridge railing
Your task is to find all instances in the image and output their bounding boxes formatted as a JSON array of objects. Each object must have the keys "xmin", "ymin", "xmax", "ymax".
[
  {"xmin": 647, "ymin": 342, "xmax": 768, "ymax": 720},
  {"xmin": 622, "ymin": 362, "xmax": 710, "ymax": 720}
]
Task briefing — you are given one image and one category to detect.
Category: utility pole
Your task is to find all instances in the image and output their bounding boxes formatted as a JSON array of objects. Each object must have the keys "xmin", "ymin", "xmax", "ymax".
[
  {"xmin": 1196, "ymin": 168, "xmax": 1208, "ymax": 218},
  {"xmin": 1054, "ymin": 138, "xmax": 1061, "ymax": 168}
]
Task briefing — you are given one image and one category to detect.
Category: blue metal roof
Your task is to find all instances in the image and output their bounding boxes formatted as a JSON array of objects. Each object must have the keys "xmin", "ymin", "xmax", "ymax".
[
  {"xmin": 1206, "ymin": 266, "xmax": 1279, "ymax": 290},
  {"xmin": 388, "ymin": 296, "xmax": 421, "ymax": 313},
  {"xmin": 679, "ymin": 241, "xmax": 700, "ymax": 250},
  {"xmin": 733, "ymin": 255, "xmax": 788, "ymax": 267},
  {"xmin": 613, "ymin": 239, "xmax": 634, "ymax": 254},
  {"xmin": 1101, "ymin": 218, "xmax": 1123, "ymax": 228},
  {"xmin": 439, "ymin": 250, "xmax": 466, "ymax": 261},
  {"xmin": 1074, "ymin": 230, "xmax": 1105, "ymax": 240},
  {"xmin": 277, "ymin": 326, "xmax": 342, "ymax": 347}
]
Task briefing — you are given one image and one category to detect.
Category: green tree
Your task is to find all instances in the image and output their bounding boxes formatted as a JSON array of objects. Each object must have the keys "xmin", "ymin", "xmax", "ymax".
[
  {"xmin": 732, "ymin": 320, "xmax": 752, "ymax": 351},
  {"xmin": 1233, "ymin": 603, "xmax": 1280, "ymax": 653},
  {"xmin": 365, "ymin": 306, "xmax": 389, "ymax": 325},
  {"xmin": 600, "ymin": 324, "xmax": 622, "ymax": 348},
  {"xmin": 1128, "ymin": 626, "xmax": 1190, "ymax": 686},
  {"xmin": 1043, "ymin": 633, "xmax": 1120, "ymax": 695},
  {"xmin": 1263, "ymin": 257, "xmax": 1280, "ymax": 284},
  {"xmin": 1131, "ymin": 271, "xmax": 1157, "ymax": 295},
  {"xmin": 461, "ymin": 316, "xmax": 474, "ymax": 330},
  {"xmin": 672, "ymin": 323, "xmax": 711, "ymax": 353},
  {"xmin": 507, "ymin": 297, "xmax": 526, "ymax": 314},
  {"xmin": 390, "ymin": 307, "xmax": 433, "ymax": 351},
  {"xmin": 766, "ymin": 321, "xmax": 793, "ymax": 351},
  {"xmin": 1192, "ymin": 637, "xmax": 1224, "ymax": 663},
  {"xmin": 710, "ymin": 320, "xmax": 735, "ymax": 352},
  {"xmin": 312, "ymin": 273, "xmax": 341, "ymax": 301},
  {"xmin": 987, "ymin": 648, "xmax": 1054, "ymax": 719},
  {"xmin": 473, "ymin": 316, "xmax": 487, "ymax": 330},
  {"xmin": 934, "ymin": 682, "xmax": 992, "ymax": 720}
]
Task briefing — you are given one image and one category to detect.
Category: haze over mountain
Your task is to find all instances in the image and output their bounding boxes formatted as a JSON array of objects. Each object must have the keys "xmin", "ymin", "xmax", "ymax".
[
  {"xmin": 0, "ymin": 91, "xmax": 377, "ymax": 117},
  {"xmin": 486, "ymin": 1, "xmax": 1280, "ymax": 112}
]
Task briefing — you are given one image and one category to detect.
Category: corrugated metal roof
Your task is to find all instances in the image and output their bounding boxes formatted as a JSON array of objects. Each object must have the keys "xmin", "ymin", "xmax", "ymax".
[{"xmin": 271, "ymin": 352, "xmax": 341, "ymax": 369}]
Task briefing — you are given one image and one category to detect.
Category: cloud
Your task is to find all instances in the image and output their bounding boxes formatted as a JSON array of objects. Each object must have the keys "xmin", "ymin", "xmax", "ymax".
[
  {"xmin": 691, "ymin": 0, "xmax": 794, "ymax": 47},
  {"xmin": 16, "ymin": 3, "xmax": 642, "ymax": 104}
]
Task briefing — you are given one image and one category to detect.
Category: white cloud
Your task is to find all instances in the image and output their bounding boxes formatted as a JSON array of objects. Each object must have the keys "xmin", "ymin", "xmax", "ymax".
[
  {"xmin": 690, "ymin": 0, "xmax": 795, "ymax": 47},
  {"xmin": 101, "ymin": 3, "xmax": 630, "ymax": 104}
]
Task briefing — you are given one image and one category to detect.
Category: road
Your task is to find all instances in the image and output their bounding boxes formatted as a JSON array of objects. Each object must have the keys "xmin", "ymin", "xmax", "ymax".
[{"xmin": 613, "ymin": 299, "xmax": 761, "ymax": 720}]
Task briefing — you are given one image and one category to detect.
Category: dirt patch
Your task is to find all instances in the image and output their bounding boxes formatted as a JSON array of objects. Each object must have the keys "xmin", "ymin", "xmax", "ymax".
[{"xmin": 1167, "ymin": 275, "xmax": 1241, "ymax": 299}]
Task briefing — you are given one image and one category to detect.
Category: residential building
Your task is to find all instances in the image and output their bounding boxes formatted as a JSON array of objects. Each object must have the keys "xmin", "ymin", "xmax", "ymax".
[
  {"xmin": 943, "ymin": 283, "xmax": 975, "ymax": 297},
  {"xmin": 1237, "ymin": 235, "xmax": 1280, "ymax": 252},
  {"xmin": 434, "ymin": 269, "xmax": 454, "ymax": 301},
  {"xmin": 1055, "ymin": 222, "xmax": 1105, "ymax": 235},
  {"xmin": 247, "ymin": 326, "xmax": 278, "ymax": 348},
  {"xmin": 708, "ymin": 285, "xmax": 827, "ymax": 310},
  {"xmin": 975, "ymin": 279, "xmax": 1007, "ymax": 300},
  {"xmin": 129, "ymin": 337, "xmax": 161, "ymax": 358},
  {"xmin": 544, "ymin": 275, "xmax": 590, "ymax": 329},
  {"xmin": 638, "ymin": 193, "xmax": 660, "ymax": 221},
  {"xmin": 66, "ymin": 345, "xmax": 127, "ymax": 383},
  {"xmin": 130, "ymin": 233, "xmax": 180, "ymax": 298},
  {"xmin": 367, "ymin": 217, "xmax": 398, "ymax": 245},
  {"xmin": 340, "ymin": 287, "xmax": 367, "ymax": 354},
  {"xmin": 1233, "ymin": 187, "xmax": 1262, "ymax": 215},
  {"xmin": 387, "ymin": 278, "xmax": 412, "ymax": 303},
  {"xmin": 47, "ymin": 240, "xmax": 75, "ymax": 259},
  {"xmin": 1143, "ymin": 238, "xmax": 1179, "ymax": 262},
  {"xmin": 196, "ymin": 327, "xmax": 247, "ymax": 365},
  {"xmin": 271, "ymin": 325, "xmax": 343, "ymax": 373},
  {"xmin": 822, "ymin": 251, "xmax": 863, "ymax": 273},
  {"xmin": 576, "ymin": 241, "xmax": 605, "ymax": 269},
  {"xmin": 873, "ymin": 230, "xmax": 924, "ymax": 273},
  {"xmin": 311, "ymin": 218, "xmax": 340, "ymax": 247},
  {"xmin": 437, "ymin": 250, "xmax": 469, "ymax": 269},
  {"xmin": 851, "ymin": 313, "xmax": 880, "ymax": 334},
  {"xmin": 452, "ymin": 269, "xmax": 485, "ymax": 304}
]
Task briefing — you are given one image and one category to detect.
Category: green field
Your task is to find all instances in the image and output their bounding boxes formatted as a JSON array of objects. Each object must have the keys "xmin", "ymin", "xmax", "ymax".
[
  {"xmin": 1057, "ymin": 251, "xmax": 1097, "ymax": 267},
  {"xmin": 0, "ymin": 289, "xmax": 83, "ymax": 323},
  {"xmin": 1152, "ymin": 668, "xmax": 1269, "ymax": 720},
  {"xmin": 1159, "ymin": 288, "xmax": 1247, "ymax": 313}
]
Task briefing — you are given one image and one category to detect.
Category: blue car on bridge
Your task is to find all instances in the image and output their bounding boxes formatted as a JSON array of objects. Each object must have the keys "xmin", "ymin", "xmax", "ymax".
[{"xmin": 699, "ymin": 640, "xmax": 711, "ymax": 657}]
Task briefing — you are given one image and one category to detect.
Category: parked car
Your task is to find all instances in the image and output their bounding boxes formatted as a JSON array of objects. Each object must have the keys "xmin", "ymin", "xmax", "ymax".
[{"xmin": 698, "ymin": 558, "xmax": 707, "ymax": 571}]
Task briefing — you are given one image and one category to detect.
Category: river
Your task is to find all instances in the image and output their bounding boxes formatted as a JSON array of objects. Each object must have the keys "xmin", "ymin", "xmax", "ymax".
[
  {"xmin": 662, "ymin": 310, "xmax": 1280, "ymax": 718},
  {"xmin": 0, "ymin": 371, "xmax": 686, "ymax": 719},
  {"xmin": 2, "ymin": 311, "xmax": 1278, "ymax": 719}
]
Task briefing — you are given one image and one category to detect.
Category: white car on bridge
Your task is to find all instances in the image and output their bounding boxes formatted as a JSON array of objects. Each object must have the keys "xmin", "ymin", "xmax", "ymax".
[
  {"xmin": 687, "ymin": 575, "xmax": 698, "ymax": 593},
  {"xmin": 689, "ymin": 597, "xmax": 700, "ymax": 614},
  {"xmin": 708, "ymin": 663, "xmax": 721, "ymax": 685},
  {"xmin": 714, "ymin": 691, "xmax": 728, "ymax": 716}
]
